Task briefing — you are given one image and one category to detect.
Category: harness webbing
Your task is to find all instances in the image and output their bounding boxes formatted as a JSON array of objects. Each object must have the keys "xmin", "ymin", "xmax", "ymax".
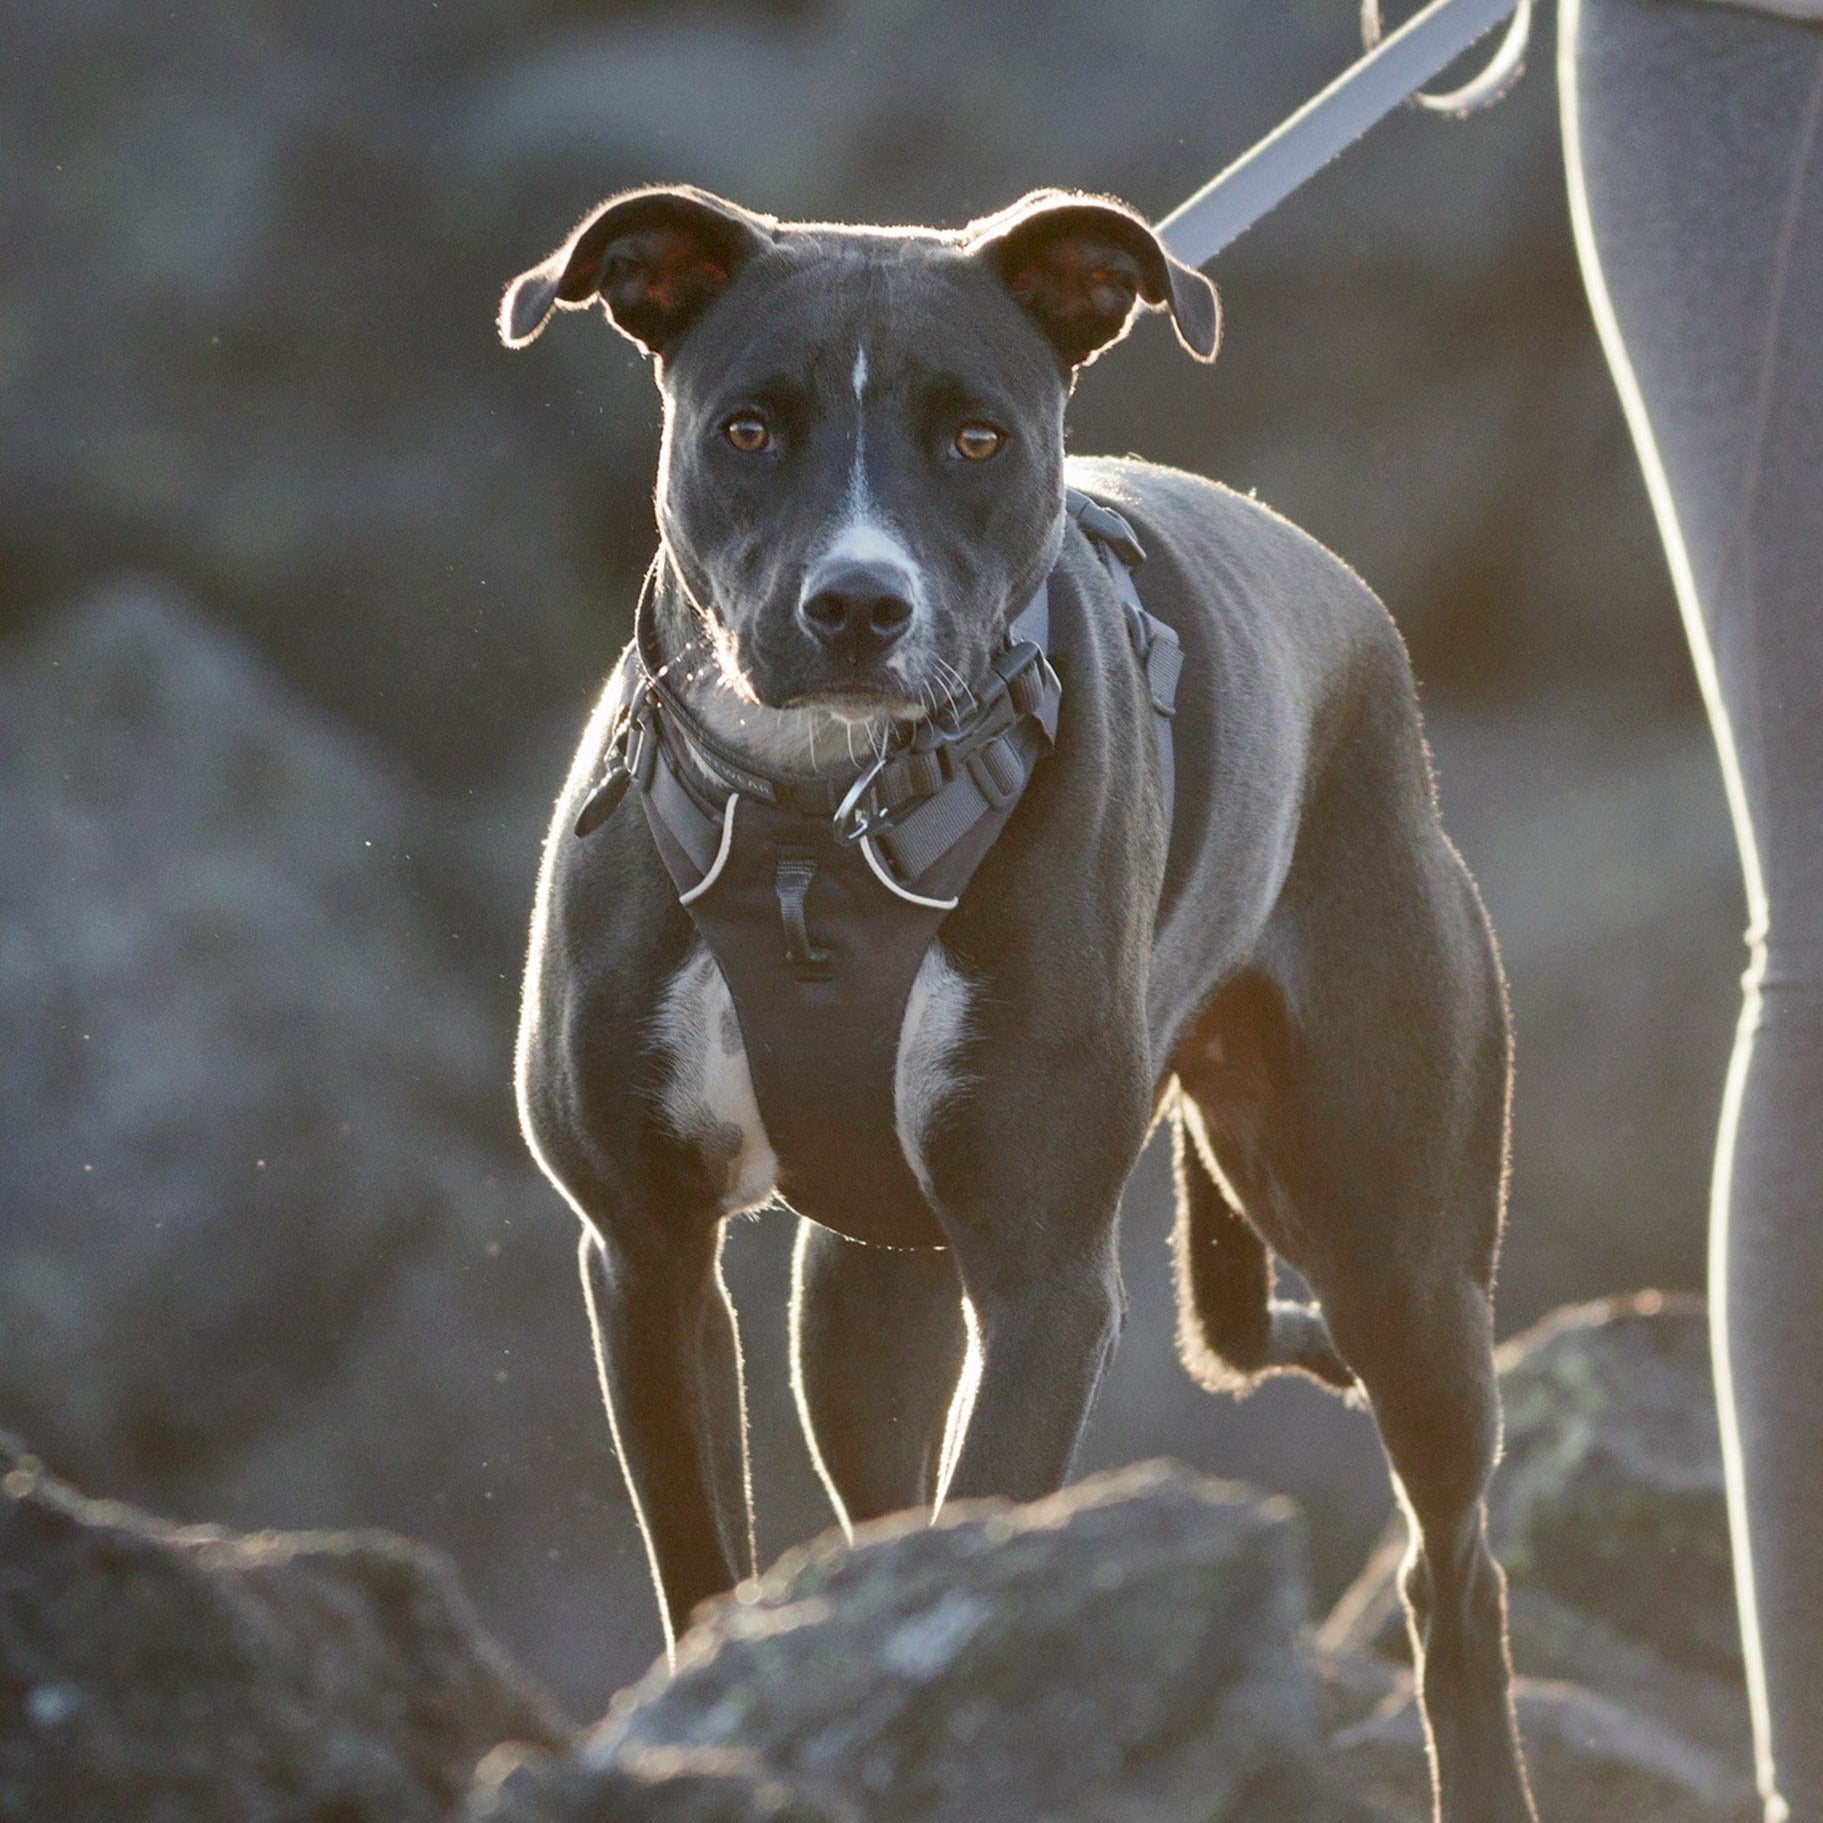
[
  {"xmin": 575, "ymin": 489, "xmax": 1177, "ymax": 886},
  {"xmin": 1068, "ymin": 491, "xmax": 1180, "ymax": 824}
]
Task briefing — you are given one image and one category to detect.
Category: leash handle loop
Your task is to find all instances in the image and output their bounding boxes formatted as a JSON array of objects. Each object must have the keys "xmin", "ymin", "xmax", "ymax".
[
  {"xmin": 1361, "ymin": 0, "xmax": 1533, "ymax": 114},
  {"xmin": 1156, "ymin": 0, "xmax": 1526, "ymax": 268}
]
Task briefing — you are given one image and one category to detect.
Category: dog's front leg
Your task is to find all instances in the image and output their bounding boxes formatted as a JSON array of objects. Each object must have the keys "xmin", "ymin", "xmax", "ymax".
[
  {"xmin": 924, "ymin": 1036, "xmax": 1149, "ymax": 1508},
  {"xmin": 936, "ymin": 1238, "xmax": 1126, "ymax": 1505},
  {"xmin": 576, "ymin": 1213, "xmax": 754, "ymax": 1655}
]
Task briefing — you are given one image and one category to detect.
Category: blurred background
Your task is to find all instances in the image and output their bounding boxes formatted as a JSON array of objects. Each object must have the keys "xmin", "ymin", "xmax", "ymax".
[{"xmin": 0, "ymin": 0, "xmax": 1745, "ymax": 1717}]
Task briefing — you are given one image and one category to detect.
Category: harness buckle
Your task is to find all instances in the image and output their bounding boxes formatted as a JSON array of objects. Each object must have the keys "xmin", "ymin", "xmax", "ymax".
[
  {"xmin": 615, "ymin": 683, "xmax": 658, "ymax": 787},
  {"xmin": 966, "ymin": 734, "xmax": 1025, "ymax": 809},
  {"xmin": 573, "ymin": 686, "xmax": 657, "ymax": 838},
  {"xmin": 831, "ymin": 749, "xmax": 894, "ymax": 847}
]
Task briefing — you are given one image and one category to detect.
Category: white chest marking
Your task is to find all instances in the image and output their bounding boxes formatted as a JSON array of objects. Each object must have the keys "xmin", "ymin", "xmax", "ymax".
[
  {"xmin": 894, "ymin": 944, "xmax": 974, "ymax": 1200},
  {"xmin": 653, "ymin": 946, "xmax": 778, "ymax": 1213}
]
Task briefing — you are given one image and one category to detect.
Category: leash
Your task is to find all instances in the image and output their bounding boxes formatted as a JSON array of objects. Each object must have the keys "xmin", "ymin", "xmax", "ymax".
[{"xmin": 1156, "ymin": 0, "xmax": 1532, "ymax": 270}]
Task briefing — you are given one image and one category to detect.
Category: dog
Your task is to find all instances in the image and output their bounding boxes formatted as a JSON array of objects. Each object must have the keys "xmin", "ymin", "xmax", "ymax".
[{"xmin": 500, "ymin": 184, "xmax": 1534, "ymax": 1823}]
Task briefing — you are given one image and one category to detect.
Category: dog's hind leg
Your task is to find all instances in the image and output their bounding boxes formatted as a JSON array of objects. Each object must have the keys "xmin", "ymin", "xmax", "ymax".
[
  {"xmin": 1270, "ymin": 850, "xmax": 1531, "ymax": 1821},
  {"xmin": 789, "ymin": 1221, "xmax": 967, "ymax": 1528},
  {"xmin": 1169, "ymin": 1088, "xmax": 1355, "ymax": 1396},
  {"xmin": 1320, "ymin": 1271, "xmax": 1533, "ymax": 1823},
  {"xmin": 1177, "ymin": 924, "xmax": 1532, "ymax": 1822}
]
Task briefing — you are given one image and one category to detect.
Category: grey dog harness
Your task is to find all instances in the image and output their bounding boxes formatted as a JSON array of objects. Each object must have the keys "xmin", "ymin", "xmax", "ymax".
[{"xmin": 574, "ymin": 491, "xmax": 1178, "ymax": 1245}]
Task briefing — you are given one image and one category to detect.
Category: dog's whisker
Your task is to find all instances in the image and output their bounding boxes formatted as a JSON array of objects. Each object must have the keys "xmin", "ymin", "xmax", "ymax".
[{"xmin": 934, "ymin": 661, "xmax": 969, "ymax": 728}]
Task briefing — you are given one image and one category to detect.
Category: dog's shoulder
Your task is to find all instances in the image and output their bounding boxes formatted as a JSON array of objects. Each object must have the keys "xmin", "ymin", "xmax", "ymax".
[
  {"xmin": 1066, "ymin": 453, "xmax": 1419, "ymax": 718},
  {"xmin": 1068, "ymin": 455, "xmax": 1384, "ymax": 616}
]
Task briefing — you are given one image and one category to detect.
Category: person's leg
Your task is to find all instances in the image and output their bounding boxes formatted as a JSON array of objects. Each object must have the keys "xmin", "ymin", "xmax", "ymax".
[{"xmin": 1561, "ymin": 4, "xmax": 1823, "ymax": 1815}]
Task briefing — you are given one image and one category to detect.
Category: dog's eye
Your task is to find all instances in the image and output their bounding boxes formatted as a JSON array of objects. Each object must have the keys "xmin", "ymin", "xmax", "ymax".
[
  {"xmin": 723, "ymin": 415, "xmax": 771, "ymax": 454},
  {"xmin": 953, "ymin": 422, "xmax": 1005, "ymax": 462}
]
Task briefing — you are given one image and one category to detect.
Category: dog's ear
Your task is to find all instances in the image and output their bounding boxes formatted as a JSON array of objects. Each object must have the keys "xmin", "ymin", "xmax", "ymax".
[
  {"xmin": 965, "ymin": 190, "xmax": 1219, "ymax": 373},
  {"xmin": 498, "ymin": 185, "xmax": 774, "ymax": 356}
]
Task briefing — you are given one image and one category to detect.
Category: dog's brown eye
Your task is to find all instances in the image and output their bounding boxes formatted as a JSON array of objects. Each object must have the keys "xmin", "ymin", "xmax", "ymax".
[
  {"xmin": 723, "ymin": 415, "xmax": 770, "ymax": 453},
  {"xmin": 953, "ymin": 422, "xmax": 1004, "ymax": 462}
]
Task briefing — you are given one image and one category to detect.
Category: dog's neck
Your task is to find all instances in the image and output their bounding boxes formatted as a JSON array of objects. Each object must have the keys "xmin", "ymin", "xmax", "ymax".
[{"xmin": 649, "ymin": 557, "xmax": 919, "ymax": 779}]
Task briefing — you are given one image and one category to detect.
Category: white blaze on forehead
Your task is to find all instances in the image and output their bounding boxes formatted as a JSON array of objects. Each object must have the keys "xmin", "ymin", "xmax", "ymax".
[
  {"xmin": 821, "ymin": 518, "xmax": 918, "ymax": 571},
  {"xmin": 802, "ymin": 337, "xmax": 927, "ymax": 611}
]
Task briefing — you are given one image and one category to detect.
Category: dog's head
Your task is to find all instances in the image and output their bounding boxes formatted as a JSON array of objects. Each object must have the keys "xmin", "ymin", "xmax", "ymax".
[{"xmin": 500, "ymin": 186, "xmax": 1217, "ymax": 720}]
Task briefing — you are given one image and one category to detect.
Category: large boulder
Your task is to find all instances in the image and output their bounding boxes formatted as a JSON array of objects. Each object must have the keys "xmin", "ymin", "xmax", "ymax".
[
  {"xmin": 0, "ymin": 1435, "xmax": 570, "ymax": 1823},
  {"xmin": 0, "ymin": 583, "xmax": 654, "ymax": 1711},
  {"xmin": 0, "ymin": 582, "xmax": 504, "ymax": 1480},
  {"xmin": 473, "ymin": 1462, "xmax": 1386, "ymax": 1823},
  {"xmin": 1321, "ymin": 1293, "xmax": 1758, "ymax": 1821}
]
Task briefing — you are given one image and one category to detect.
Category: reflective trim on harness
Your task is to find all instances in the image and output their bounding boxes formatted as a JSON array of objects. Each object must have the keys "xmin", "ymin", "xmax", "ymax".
[
  {"xmin": 677, "ymin": 791, "xmax": 738, "ymax": 905},
  {"xmin": 860, "ymin": 835, "xmax": 960, "ymax": 910}
]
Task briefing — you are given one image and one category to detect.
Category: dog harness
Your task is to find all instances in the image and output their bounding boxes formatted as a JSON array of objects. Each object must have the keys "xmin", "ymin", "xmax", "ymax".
[{"xmin": 573, "ymin": 490, "xmax": 1180, "ymax": 1247}]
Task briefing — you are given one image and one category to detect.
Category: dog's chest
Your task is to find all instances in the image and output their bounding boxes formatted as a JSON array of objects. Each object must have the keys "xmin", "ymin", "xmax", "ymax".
[{"xmin": 653, "ymin": 942, "xmax": 970, "ymax": 1218}]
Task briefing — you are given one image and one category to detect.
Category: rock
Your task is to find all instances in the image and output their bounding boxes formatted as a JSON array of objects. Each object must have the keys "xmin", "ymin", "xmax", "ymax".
[
  {"xmin": 483, "ymin": 1463, "xmax": 1386, "ymax": 1823},
  {"xmin": 1321, "ymin": 1292, "xmax": 1758, "ymax": 1818},
  {"xmin": 0, "ymin": 582, "xmax": 653, "ymax": 1712},
  {"xmin": 471, "ymin": 1743, "xmax": 856, "ymax": 1823},
  {"xmin": 1491, "ymin": 1296, "xmax": 1738, "ymax": 1677},
  {"xmin": 0, "ymin": 1435, "xmax": 570, "ymax": 1823},
  {"xmin": 0, "ymin": 582, "xmax": 498, "ymax": 1481},
  {"xmin": 1329, "ymin": 1676, "xmax": 1757, "ymax": 1823}
]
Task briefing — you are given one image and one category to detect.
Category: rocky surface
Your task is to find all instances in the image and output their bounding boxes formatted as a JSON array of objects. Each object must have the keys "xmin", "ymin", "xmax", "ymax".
[
  {"xmin": 473, "ymin": 1747, "xmax": 859, "ymax": 1823},
  {"xmin": 0, "ymin": 1297, "xmax": 1761, "ymax": 1822},
  {"xmin": 0, "ymin": 1434, "xmax": 570, "ymax": 1823},
  {"xmin": 474, "ymin": 1462, "xmax": 1385, "ymax": 1823}
]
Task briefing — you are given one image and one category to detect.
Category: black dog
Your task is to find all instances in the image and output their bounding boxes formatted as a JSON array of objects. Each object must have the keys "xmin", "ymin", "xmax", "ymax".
[{"xmin": 500, "ymin": 185, "xmax": 1534, "ymax": 1823}]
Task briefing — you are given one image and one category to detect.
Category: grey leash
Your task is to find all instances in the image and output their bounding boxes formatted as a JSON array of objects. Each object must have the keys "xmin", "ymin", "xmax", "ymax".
[{"xmin": 1157, "ymin": 0, "xmax": 1533, "ymax": 270}]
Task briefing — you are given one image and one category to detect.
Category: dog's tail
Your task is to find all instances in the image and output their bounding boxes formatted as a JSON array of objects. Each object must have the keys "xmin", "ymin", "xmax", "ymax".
[{"xmin": 1169, "ymin": 1103, "xmax": 1358, "ymax": 1397}]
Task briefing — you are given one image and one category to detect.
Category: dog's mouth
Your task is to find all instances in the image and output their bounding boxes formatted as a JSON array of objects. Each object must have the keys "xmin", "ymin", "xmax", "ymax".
[{"xmin": 779, "ymin": 683, "xmax": 926, "ymax": 718}]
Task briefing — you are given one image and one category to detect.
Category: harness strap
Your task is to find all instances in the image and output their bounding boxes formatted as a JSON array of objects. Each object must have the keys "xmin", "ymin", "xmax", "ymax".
[
  {"xmin": 577, "ymin": 489, "xmax": 1175, "ymax": 871},
  {"xmin": 774, "ymin": 848, "xmax": 832, "ymax": 979},
  {"xmin": 1066, "ymin": 489, "xmax": 1179, "ymax": 828}
]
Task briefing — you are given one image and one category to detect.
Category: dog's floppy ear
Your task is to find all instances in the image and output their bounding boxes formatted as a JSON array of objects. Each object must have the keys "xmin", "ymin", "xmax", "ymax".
[
  {"xmin": 965, "ymin": 190, "xmax": 1220, "ymax": 373},
  {"xmin": 498, "ymin": 185, "xmax": 774, "ymax": 356}
]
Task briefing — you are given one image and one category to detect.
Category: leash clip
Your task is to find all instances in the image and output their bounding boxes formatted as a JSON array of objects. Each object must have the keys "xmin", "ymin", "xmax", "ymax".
[{"xmin": 574, "ymin": 685, "xmax": 656, "ymax": 838}]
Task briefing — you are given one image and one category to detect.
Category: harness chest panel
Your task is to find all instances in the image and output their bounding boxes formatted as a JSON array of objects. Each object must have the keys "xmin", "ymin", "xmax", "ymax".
[
  {"xmin": 646, "ymin": 793, "xmax": 993, "ymax": 1247},
  {"xmin": 579, "ymin": 491, "xmax": 1176, "ymax": 1250}
]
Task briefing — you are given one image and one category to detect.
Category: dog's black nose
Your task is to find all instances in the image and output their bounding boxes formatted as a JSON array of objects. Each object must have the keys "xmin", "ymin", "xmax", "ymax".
[{"xmin": 799, "ymin": 562, "xmax": 915, "ymax": 660}]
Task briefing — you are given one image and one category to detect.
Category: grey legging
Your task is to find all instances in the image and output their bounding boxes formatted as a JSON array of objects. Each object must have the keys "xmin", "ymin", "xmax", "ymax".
[{"xmin": 1561, "ymin": 1, "xmax": 1823, "ymax": 1816}]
